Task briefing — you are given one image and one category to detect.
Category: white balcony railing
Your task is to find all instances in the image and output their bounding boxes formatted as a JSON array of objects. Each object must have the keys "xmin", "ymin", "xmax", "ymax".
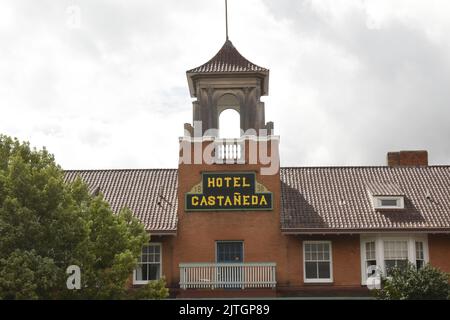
[
  {"xmin": 179, "ymin": 263, "xmax": 276, "ymax": 290},
  {"xmin": 214, "ymin": 139, "xmax": 245, "ymax": 164}
]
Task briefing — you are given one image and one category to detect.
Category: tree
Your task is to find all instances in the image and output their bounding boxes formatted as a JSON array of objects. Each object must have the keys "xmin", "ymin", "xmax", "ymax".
[
  {"xmin": 0, "ymin": 134, "xmax": 167, "ymax": 299},
  {"xmin": 375, "ymin": 263, "xmax": 450, "ymax": 300},
  {"xmin": 132, "ymin": 277, "xmax": 170, "ymax": 300}
]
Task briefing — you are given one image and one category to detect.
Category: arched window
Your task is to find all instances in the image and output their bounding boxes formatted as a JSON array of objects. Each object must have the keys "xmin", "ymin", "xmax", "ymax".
[
  {"xmin": 217, "ymin": 93, "xmax": 241, "ymax": 138},
  {"xmin": 219, "ymin": 109, "xmax": 241, "ymax": 138}
]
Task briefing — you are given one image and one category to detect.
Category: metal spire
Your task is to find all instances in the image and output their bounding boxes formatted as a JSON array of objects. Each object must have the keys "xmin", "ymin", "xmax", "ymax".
[{"xmin": 225, "ymin": 0, "xmax": 229, "ymax": 40}]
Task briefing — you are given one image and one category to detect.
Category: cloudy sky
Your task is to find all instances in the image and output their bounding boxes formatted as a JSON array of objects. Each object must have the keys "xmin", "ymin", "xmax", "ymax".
[{"xmin": 1, "ymin": 0, "xmax": 450, "ymax": 169}]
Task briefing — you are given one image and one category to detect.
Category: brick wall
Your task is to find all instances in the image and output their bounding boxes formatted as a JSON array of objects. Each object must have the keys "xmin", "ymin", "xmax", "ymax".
[
  {"xmin": 282, "ymin": 235, "xmax": 362, "ymax": 288},
  {"xmin": 387, "ymin": 150, "xmax": 428, "ymax": 167},
  {"xmin": 428, "ymin": 234, "xmax": 450, "ymax": 273}
]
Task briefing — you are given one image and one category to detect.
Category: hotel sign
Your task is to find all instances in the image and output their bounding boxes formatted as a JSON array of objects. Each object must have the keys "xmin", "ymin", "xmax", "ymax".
[{"xmin": 185, "ymin": 172, "xmax": 273, "ymax": 211}]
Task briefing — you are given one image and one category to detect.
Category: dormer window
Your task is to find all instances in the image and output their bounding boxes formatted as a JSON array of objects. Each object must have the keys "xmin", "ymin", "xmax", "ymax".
[
  {"xmin": 366, "ymin": 182, "xmax": 405, "ymax": 210},
  {"xmin": 381, "ymin": 199, "xmax": 397, "ymax": 206},
  {"xmin": 373, "ymin": 196, "xmax": 404, "ymax": 210}
]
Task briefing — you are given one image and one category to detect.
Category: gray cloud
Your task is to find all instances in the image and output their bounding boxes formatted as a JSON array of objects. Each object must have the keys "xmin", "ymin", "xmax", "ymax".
[{"xmin": 263, "ymin": 0, "xmax": 450, "ymax": 165}]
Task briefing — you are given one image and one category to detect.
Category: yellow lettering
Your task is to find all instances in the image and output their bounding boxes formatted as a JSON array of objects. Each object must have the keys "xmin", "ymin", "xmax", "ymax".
[
  {"xmin": 191, "ymin": 175, "xmax": 271, "ymax": 210},
  {"xmin": 217, "ymin": 196, "xmax": 224, "ymax": 206},
  {"xmin": 234, "ymin": 193, "xmax": 241, "ymax": 206},
  {"xmin": 243, "ymin": 195, "xmax": 250, "ymax": 206},
  {"xmin": 260, "ymin": 195, "xmax": 268, "ymax": 206}
]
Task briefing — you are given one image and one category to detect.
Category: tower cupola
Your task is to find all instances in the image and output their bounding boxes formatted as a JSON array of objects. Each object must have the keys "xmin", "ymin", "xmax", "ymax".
[{"xmin": 185, "ymin": 39, "xmax": 272, "ymax": 137}]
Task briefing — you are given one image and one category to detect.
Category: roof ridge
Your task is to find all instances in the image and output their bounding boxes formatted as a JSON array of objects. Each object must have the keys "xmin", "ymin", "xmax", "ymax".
[
  {"xmin": 63, "ymin": 166, "xmax": 450, "ymax": 172},
  {"xmin": 280, "ymin": 166, "xmax": 450, "ymax": 169},
  {"xmin": 64, "ymin": 168, "xmax": 178, "ymax": 172}
]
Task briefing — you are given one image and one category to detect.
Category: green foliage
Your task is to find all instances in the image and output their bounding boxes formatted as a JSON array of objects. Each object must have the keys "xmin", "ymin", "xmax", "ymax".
[
  {"xmin": 375, "ymin": 263, "xmax": 450, "ymax": 300},
  {"xmin": 0, "ymin": 134, "xmax": 165, "ymax": 299},
  {"xmin": 132, "ymin": 278, "xmax": 170, "ymax": 300},
  {"xmin": 0, "ymin": 250, "xmax": 60, "ymax": 299}
]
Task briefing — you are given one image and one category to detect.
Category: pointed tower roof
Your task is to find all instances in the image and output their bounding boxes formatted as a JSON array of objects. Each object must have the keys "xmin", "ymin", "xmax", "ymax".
[
  {"xmin": 186, "ymin": 40, "xmax": 269, "ymax": 97},
  {"xmin": 187, "ymin": 40, "xmax": 268, "ymax": 73}
]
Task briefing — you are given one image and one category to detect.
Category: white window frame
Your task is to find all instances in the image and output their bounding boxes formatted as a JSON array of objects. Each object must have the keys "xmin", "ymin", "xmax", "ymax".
[
  {"xmin": 303, "ymin": 241, "xmax": 333, "ymax": 284},
  {"xmin": 360, "ymin": 234, "xmax": 428, "ymax": 285},
  {"xmin": 133, "ymin": 242, "xmax": 162, "ymax": 285},
  {"xmin": 415, "ymin": 241, "xmax": 425, "ymax": 269},
  {"xmin": 372, "ymin": 196, "xmax": 405, "ymax": 210},
  {"xmin": 363, "ymin": 241, "xmax": 377, "ymax": 277}
]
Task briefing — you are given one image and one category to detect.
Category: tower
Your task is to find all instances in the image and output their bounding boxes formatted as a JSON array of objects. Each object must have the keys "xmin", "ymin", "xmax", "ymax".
[
  {"xmin": 185, "ymin": 39, "xmax": 273, "ymax": 137},
  {"xmin": 180, "ymin": 39, "xmax": 279, "ymax": 169},
  {"xmin": 169, "ymin": 0, "xmax": 289, "ymax": 296}
]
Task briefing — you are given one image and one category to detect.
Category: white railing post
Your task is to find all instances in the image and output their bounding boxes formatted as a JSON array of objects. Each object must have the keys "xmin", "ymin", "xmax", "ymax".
[
  {"xmin": 180, "ymin": 267, "xmax": 185, "ymax": 290},
  {"xmin": 214, "ymin": 139, "xmax": 245, "ymax": 164},
  {"xmin": 272, "ymin": 265, "xmax": 276, "ymax": 289},
  {"xmin": 241, "ymin": 264, "xmax": 245, "ymax": 290}
]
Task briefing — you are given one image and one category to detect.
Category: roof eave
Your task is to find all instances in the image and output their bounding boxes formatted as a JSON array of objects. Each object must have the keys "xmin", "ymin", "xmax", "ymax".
[
  {"xmin": 281, "ymin": 227, "xmax": 450, "ymax": 235},
  {"xmin": 186, "ymin": 72, "xmax": 196, "ymax": 98},
  {"xmin": 147, "ymin": 229, "xmax": 177, "ymax": 236},
  {"xmin": 186, "ymin": 70, "xmax": 270, "ymax": 98}
]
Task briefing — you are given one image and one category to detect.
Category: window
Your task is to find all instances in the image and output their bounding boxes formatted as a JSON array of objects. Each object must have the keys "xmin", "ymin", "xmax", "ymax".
[
  {"xmin": 384, "ymin": 240, "xmax": 408, "ymax": 275},
  {"xmin": 381, "ymin": 199, "xmax": 398, "ymax": 206},
  {"xmin": 219, "ymin": 108, "xmax": 241, "ymax": 138},
  {"xmin": 303, "ymin": 241, "xmax": 332, "ymax": 283},
  {"xmin": 134, "ymin": 243, "xmax": 161, "ymax": 284},
  {"xmin": 216, "ymin": 241, "xmax": 244, "ymax": 289},
  {"xmin": 415, "ymin": 241, "xmax": 425, "ymax": 270},
  {"xmin": 360, "ymin": 235, "xmax": 429, "ymax": 285},
  {"xmin": 216, "ymin": 241, "xmax": 244, "ymax": 263},
  {"xmin": 365, "ymin": 241, "xmax": 377, "ymax": 277},
  {"xmin": 372, "ymin": 196, "xmax": 404, "ymax": 209}
]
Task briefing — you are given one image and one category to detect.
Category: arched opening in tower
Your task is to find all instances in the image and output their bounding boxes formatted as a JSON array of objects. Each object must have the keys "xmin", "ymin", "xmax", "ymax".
[
  {"xmin": 219, "ymin": 109, "xmax": 241, "ymax": 138},
  {"xmin": 217, "ymin": 93, "xmax": 241, "ymax": 139}
]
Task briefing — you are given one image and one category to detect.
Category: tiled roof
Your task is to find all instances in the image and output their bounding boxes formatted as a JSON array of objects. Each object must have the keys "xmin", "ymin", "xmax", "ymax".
[
  {"xmin": 63, "ymin": 166, "xmax": 450, "ymax": 234},
  {"xmin": 64, "ymin": 169, "xmax": 178, "ymax": 234},
  {"xmin": 187, "ymin": 40, "xmax": 268, "ymax": 74},
  {"xmin": 366, "ymin": 181, "xmax": 404, "ymax": 196},
  {"xmin": 281, "ymin": 166, "xmax": 450, "ymax": 232}
]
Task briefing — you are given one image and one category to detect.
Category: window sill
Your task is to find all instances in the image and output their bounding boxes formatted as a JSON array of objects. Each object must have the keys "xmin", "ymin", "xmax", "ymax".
[
  {"xmin": 133, "ymin": 278, "xmax": 162, "ymax": 286},
  {"xmin": 374, "ymin": 207, "xmax": 404, "ymax": 211},
  {"xmin": 304, "ymin": 279, "xmax": 334, "ymax": 285}
]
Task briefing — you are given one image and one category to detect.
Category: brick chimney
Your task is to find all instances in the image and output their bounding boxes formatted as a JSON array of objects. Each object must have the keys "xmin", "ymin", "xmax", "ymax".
[{"xmin": 387, "ymin": 150, "xmax": 428, "ymax": 167}]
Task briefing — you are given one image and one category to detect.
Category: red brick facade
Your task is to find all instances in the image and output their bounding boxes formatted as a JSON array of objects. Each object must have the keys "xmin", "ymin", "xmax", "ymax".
[
  {"xmin": 155, "ymin": 232, "xmax": 450, "ymax": 297},
  {"xmin": 150, "ymin": 139, "xmax": 450, "ymax": 297},
  {"xmin": 428, "ymin": 234, "xmax": 450, "ymax": 273}
]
